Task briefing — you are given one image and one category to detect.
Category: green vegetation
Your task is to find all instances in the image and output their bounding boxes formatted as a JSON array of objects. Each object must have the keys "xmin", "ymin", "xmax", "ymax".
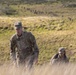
[
  {"xmin": 0, "ymin": 1, "xmax": 76, "ymax": 17},
  {"xmin": 0, "ymin": 17, "xmax": 76, "ymax": 64},
  {"xmin": 0, "ymin": 0, "xmax": 76, "ymax": 65}
]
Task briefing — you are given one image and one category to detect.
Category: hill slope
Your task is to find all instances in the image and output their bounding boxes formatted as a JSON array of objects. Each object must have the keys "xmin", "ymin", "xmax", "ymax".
[
  {"xmin": 0, "ymin": 0, "xmax": 76, "ymax": 65},
  {"xmin": 0, "ymin": 0, "xmax": 76, "ymax": 17},
  {"xmin": 0, "ymin": 17, "xmax": 76, "ymax": 64}
]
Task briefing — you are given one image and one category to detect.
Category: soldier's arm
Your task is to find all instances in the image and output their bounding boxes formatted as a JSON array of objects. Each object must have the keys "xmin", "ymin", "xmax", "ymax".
[
  {"xmin": 50, "ymin": 54, "xmax": 58, "ymax": 64},
  {"xmin": 29, "ymin": 32, "xmax": 39, "ymax": 60},
  {"xmin": 10, "ymin": 35, "xmax": 16, "ymax": 62}
]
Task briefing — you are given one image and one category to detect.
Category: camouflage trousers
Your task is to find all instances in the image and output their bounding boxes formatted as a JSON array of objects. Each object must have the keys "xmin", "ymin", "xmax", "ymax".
[{"xmin": 16, "ymin": 55, "xmax": 35, "ymax": 69}]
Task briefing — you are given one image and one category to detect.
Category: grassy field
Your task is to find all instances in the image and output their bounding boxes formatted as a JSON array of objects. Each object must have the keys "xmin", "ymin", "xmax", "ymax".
[
  {"xmin": 0, "ymin": 1, "xmax": 76, "ymax": 75},
  {"xmin": 0, "ymin": 16, "xmax": 76, "ymax": 65},
  {"xmin": 0, "ymin": 2, "xmax": 76, "ymax": 17},
  {"xmin": 0, "ymin": 1, "xmax": 76, "ymax": 65},
  {"xmin": 0, "ymin": 63, "xmax": 76, "ymax": 75}
]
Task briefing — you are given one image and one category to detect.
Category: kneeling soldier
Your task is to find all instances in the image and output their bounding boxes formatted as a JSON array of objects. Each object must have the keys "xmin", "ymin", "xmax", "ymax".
[{"xmin": 51, "ymin": 47, "xmax": 69, "ymax": 64}]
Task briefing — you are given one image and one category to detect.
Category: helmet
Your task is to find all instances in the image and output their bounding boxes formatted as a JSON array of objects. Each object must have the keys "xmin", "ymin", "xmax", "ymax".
[{"xmin": 58, "ymin": 47, "xmax": 65, "ymax": 53}]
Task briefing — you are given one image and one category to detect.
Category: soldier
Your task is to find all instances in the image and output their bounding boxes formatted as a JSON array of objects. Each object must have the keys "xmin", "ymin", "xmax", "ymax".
[
  {"xmin": 51, "ymin": 47, "xmax": 69, "ymax": 64},
  {"xmin": 10, "ymin": 21, "xmax": 39, "ymax": 68}
]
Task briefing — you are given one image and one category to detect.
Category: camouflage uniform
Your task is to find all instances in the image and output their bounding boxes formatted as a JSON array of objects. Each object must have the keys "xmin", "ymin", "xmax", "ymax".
[
  {"xmin": 10, "ymin": 31, "xmax": 39, "ymax": 67},
  {"xmin": 51, "ymin": 53, "xmax": 69, "ymax": 64},
  {"xmin": 51, "ymin": 47, "xmax": 69, "ymax": 64}
]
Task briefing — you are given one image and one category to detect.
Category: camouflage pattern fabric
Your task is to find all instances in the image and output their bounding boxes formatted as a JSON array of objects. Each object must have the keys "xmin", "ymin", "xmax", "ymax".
[
  {"xmin": 10, "ymin": 31, "xmax": 39, "ymax": 67},
  {"xmin": 51, "ymin": 53, "xmax": 69, "ymax": 64}
]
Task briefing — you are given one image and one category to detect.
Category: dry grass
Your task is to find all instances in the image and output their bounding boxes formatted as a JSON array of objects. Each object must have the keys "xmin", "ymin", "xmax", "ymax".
[
  {"xmin": 0, "ymin": 16, "xmax": 76, "ymax": 64},
  {"xmin": 0, "ymin": 63, "xmax": 76, "ymax": 75}
]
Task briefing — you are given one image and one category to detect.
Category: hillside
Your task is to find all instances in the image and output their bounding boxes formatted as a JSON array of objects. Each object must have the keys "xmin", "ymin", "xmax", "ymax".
[
  {"xmin": 0, "ymin": 0, "xmax": 76, "ymax": 4},
  {"xmin": 0, "ymin": 16, "xmax": 76, "ymax": 65},
  {"xmin": 0, "ymin": 0, "xmax": 76, "ymax": 17},
  {"xmin": 0, "ymin": 0, "xmax": 76, "ymax": 65}
]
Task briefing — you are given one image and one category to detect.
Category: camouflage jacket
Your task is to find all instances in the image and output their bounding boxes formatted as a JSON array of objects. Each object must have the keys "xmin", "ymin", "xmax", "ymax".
[
  {"xmin": 51, "ymin": 53, "xmax": 69, "ymax": 64},
  {"xmin": 10, "ymin": 31, "xmax": 39, "ymax": 61}
]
